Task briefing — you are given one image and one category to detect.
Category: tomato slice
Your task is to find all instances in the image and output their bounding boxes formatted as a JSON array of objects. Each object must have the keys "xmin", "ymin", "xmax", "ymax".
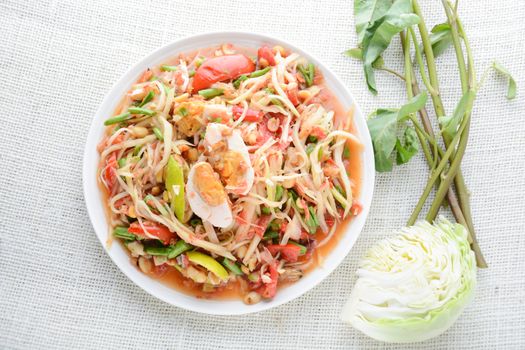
[
  {"xmin": 257, "ymin": 262, "xmax": 279, "ymax": 298},
  {"xmin": 232, "ymin": 105, "xmax": 263, "ymax": 122},
  {"xmin": 257, "ymin": 46, "xmax": 276, "ymax": 66},
  {"xmin": 103, "ymin": 153, "xmax": 118, "ymax": 193},
  {"xmin": 192, "ymin": 54, "xmax": 255, "ymax": 92},
  {"xmin": 128, "ymin": 221, "xmax": 174, "ymax": 245},
  {"xmin": 267, "ymin": 244, "xmax": 302, "ymax": 263}
]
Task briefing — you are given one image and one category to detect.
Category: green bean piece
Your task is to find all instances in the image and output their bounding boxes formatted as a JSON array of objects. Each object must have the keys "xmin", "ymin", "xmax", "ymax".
[
  {"xmin": 306, "ymin": 206, "xmax": 319, "ymax": 233},
  {"xmin": 160, "ymin": 65, "xmax": 178, "ymax": 72},
  {"xmin": 118, "ymin": 158, "xmax": 126, "ymax": 168},
  {"xmin": 343, "ymin": 145, "xmax": 350, "ymax": 158},
  {"xmin": 307, "ymin": 135, "xmax": 318, "ymax": 143},
  {"xmin": 222, "ymin": 258, "xmax": 244, "ymax": 275},
  {"xmin": 178, "ymin": 107, "xmax": 188, "ymax": 117},
  {"xmin": 198, "ymin": 88, "xmax": 224, "ymax": 99},
  {"xmin": 113, "ymin": 226, "xmax": 136, "ymax": 241},
  {"xmin": 138, "ymin": 90, "xmax": 155, "ymax": 107},
  {"xmin": 153, "ymin": 127, "xmax": 163, "ymax": 141},
  {"xmin": 263, "ymin": 230, "xmax": 279, "ymax": 240},
  {"xmin": 104, "ymin": 112, "xmax": 131, "ymax": 126},
  {"xmin": 249, "ymin": 67, "xmax": 270, "ymax": 78},
  {"xmin": 167, "ymin": 240, "xmax": 192, "ymax": 259},
  {"xmin": 308, "ymin": 63, "xmax": 315, "ymax": 84},
  {"xmin": 289, "ymin": 241, "xmax": 307, "ymax": 255},
  {"xmin": 275, "ymin": 185, "xmax": 284, "ymax": 201},
  {"xmin": 261, "ymin": 206, "xmax": 271, "ymax": 215},
  {"xmin": 145, "ymin": 246, "xmax": 171, "ymax": 256},
  {"xmin": 233, "ymin": 75, "xmax": 248, "ymax": 89},
  {"xmin": 298, "ymin": 63, "xmax": 315, "ymax": 87},
  {"xmin": 128, "ymin": 107, "xmax": 156, "ymax": 116},
  {"xmin": 189, "ymin": 218, "xmax": 202, "ymax": 227},
  {"xmin": 268, "ymin": 220, "xmax": 280, "ymax": 231}
]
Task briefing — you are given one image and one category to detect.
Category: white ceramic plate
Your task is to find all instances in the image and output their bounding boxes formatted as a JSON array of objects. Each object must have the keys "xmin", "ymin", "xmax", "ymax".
[{"xmin": 83, "ymin": 32, "xmax": 375, "ymax": 315}]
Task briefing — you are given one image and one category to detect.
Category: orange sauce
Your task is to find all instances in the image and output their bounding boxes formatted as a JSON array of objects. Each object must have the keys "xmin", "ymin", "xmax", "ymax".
[{"xmin": 99, "ymin": 44, "xmax": 362, "ymax": 300}]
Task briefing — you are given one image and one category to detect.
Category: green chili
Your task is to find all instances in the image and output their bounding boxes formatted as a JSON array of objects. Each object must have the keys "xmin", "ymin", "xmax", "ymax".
[
  {"xmin": 249, "ymin": 67, "xmax": 270, "ymax": 78},
  {"xmin": 138, "ymin": 90, "xmax": 155, "ymax": 107},
  {"xmin": 165, "ymin": 156, "xmax": 185, "ymax": 222},
  {"xmin": 128, "ymin": 107, "xmax": 156, "ymax": 116},
  {"xmin": 153, "ymin": 127, "xmax": 163, "ymax": 141},
  {"xmin": 104, "ymin": 112, "xmax": 131, "ymax": 126},
  {"xmin": 198, "ymin": 88, "xmax": 223, "ymax": 99},
  {"xmin": 222, "ymin": 258, "xmax": 244, "ymax": 276}
]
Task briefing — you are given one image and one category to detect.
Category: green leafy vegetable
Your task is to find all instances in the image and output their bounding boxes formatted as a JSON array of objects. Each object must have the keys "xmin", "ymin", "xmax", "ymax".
[
  {"xmin": 428, "ymin": 23, "xmax": 454, "ymax": 57},
  {"xmin": 439, "ymin": 90, "xmax": 476, "ymax": 140},
  {"xmin": 395, "ymin": 127, "xmax": 418, "ymax": 165},
  {"xmin": 367, "ymin": 92, "xmax": 427, "ymax": 171},
  {"xmin": 360, "ymin": 0, "xmax": 420, "ymax": 93},
  {"xmin": 341, "ymin": 218, "xmax": 476, "ymax": 343},
  {"xmin": 354, "ymin": 0, "xmax": 391, "ymax": 45},
  {"xmin": 491, "ymin": 61, "xmax": 517, "ymax": 100}
]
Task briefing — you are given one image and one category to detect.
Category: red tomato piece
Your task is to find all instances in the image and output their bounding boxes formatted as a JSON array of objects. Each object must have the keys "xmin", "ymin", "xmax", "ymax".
[
  {"xmin": 103, "ymin": 153, "xmax": 118, "ymax": 193},
  {"xmin": 267, "ymin": 244, "xmax": 302, "ymax": 263},
  {"xmin": 257, "ymin": 262, "xmax": 279, "ymax": 298},
  {"xmin": 128, "ymin": 221, "xmax": 174, "ymax": 245},
  {"xmin": 287, "ymin": 87, "xmax": 299, "ymax": 106},
  {"xmin": 310, "ymin": 126, "xmax": 327, "ymax": 140},
  {"xmin": 192, "ymin": 54, "xmax": 255, "ymax": 92},
  {"xmin": 257, "ymin": 46, "xmax": 276, "ymax": 66},
  {"xmin": 350, "ymin": 201, "xmax": 363, "ymax": 216},
  {"xmin": 253, "ymin": 215, "xmax": 273, "ymax": 238},
  {"xmin": 232, "ymin": 105, "xmax": 263, "ymax": 122}
]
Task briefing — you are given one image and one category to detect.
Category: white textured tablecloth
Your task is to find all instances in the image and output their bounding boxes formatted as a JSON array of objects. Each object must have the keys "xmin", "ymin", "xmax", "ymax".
[{"xmin": 1, "ymin": 0, "xmax": 524, "ymax": 349}]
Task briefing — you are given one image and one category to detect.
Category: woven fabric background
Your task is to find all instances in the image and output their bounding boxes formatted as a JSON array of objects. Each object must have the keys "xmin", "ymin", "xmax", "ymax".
[{"xmin": 1, "ymin": 0, "xmax": 524, "ymax": 348}]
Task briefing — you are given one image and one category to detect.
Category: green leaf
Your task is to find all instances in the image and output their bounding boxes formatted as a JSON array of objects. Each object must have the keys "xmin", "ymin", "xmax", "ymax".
[
  {"xmin": 439, "ymin": 90, "xmax": 476, "ymax": 140},
  {"xmin": 395, "ymin": 127, "xmax": 419, "ymax": 164},
  {"xmin": 345, "ymin": 48, "xmax": 383, "ymax": 68},
  {"xmin": 344, "ymin": 48, "xmax": 363, "ymax": 60},
  {"xmin": 354, "ymin": 0, "xmax": 392, "ymax": 45},
  {"xmin": 368, "ymin": 109, "xmax": 398, "ymax": 172},
  {"xmin": 428, "ymin": 23, "xmax": 453, "ymax": 57},
  {"xmin": 367, "ymin": 92, "xmax": 427, "ymax": 172},
  {"xmin": 491, "ymin": 61, "xmax": 517, "ymax": 100},
  {"xmin": 361, "ymin": 0, "xmax": 420, "ymax": 93},
  {"xmin": 397, "ymin": 91, "xmax": 428, "ymax": 121}
]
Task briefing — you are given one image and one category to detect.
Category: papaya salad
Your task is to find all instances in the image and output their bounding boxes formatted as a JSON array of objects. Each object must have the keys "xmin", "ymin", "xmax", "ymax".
[{"xmin": 97, "ymin": 43, "xmax": 363, "ymax": 304}]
